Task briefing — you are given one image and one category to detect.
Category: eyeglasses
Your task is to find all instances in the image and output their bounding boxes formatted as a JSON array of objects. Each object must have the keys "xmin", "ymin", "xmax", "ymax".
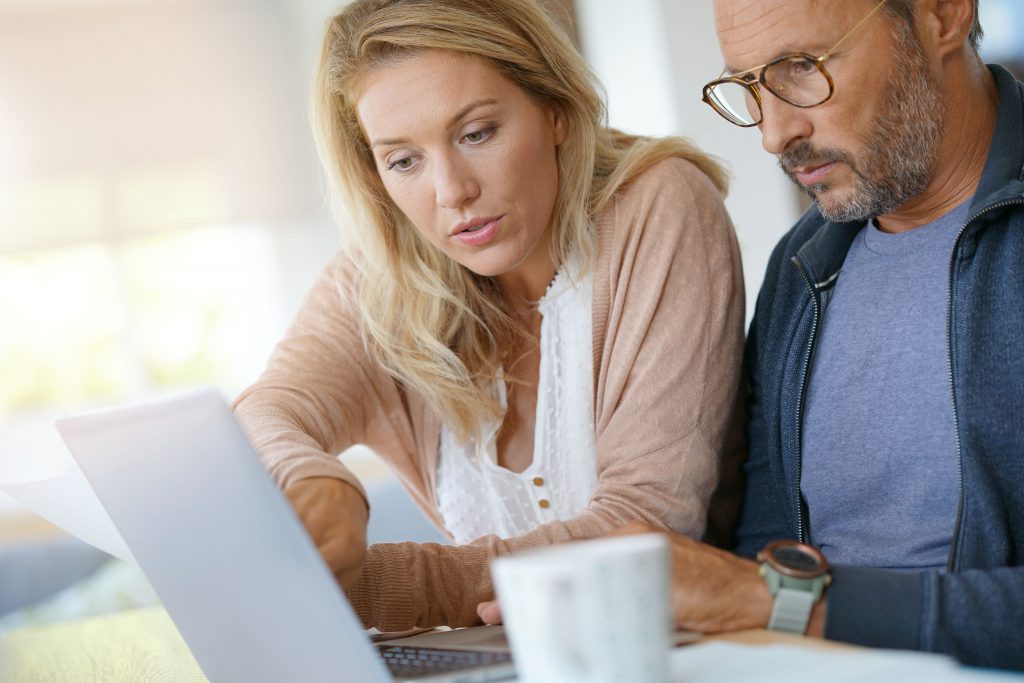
[{"xmin": 702, "ymin": 0, "xmax": 889, "ymax": 127}]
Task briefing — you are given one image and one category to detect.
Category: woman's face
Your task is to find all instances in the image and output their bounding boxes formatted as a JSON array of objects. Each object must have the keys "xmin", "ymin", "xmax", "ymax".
[{"xmin": 356, "ymin": 50, "xmax": 565, "ymax": 295}]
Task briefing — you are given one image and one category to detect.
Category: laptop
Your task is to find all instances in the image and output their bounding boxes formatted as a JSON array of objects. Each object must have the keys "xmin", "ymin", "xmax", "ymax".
[{"xmin": 55, "ymin": 388, "xmax": 516, "ymax": 683}]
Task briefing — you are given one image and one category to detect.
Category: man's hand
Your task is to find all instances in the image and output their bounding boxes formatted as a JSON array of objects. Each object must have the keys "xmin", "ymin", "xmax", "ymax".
[
  {"xmin": 285, "ymin": 477, "xmax": 369, "ymax": 590},
  {"xmin": 475, "ymin": 526, "xmax": 771, "ymax": 632},
  {"xmin": 615, "ymin": 522, "xmax": 775, "ymax": 634},
  {"xmin": 477, "ymin": 524, "xmax": 827, "ymax": 636}
]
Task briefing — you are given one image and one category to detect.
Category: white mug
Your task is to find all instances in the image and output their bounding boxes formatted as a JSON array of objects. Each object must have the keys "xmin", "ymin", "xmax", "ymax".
[{"xmin": 491, "ymin": 533, "xmax": 672, "ymax": 683}]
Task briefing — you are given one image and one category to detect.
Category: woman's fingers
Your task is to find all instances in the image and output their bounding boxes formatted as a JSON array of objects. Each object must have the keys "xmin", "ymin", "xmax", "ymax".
[{"xmin": 476, "ymin": 599, "xmax": 503, "ymax": 624}]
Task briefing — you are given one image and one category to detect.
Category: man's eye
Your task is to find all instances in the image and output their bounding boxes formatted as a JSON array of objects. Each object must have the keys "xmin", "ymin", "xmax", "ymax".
[{"xmin": 784, "ymin": 57, "xmax": 819, "ymax": 80}]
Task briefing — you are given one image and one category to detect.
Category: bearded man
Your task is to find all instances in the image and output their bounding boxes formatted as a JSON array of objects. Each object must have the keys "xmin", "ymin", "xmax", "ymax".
[{"xmin": 635, "ymin": 0, "xmax": 1020, "ymax": 669}]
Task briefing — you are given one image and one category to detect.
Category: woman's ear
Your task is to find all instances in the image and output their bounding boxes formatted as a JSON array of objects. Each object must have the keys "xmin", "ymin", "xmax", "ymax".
[{"xmin": 550, "ymin": 105, "xmax": 567, "ymax": 146}]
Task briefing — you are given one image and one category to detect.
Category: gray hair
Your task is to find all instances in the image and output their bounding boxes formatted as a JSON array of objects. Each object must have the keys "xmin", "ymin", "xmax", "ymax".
[{"xmin": 884, "ymin": 0, "xmax": 983, "ymax": 53}]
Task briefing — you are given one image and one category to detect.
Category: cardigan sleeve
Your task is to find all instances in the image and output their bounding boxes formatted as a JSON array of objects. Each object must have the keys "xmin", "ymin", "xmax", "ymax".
[
  {"xmin": 346, "ymin": 158, "xmax": 747, "ymax": 631},
  {"xmin": 232, "ymin": 253, "xmax": 417, "ymax": 505}
]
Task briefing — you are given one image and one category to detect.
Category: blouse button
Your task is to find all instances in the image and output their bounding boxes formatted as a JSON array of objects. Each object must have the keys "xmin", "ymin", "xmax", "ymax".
[
  {"xmin": 533, "ymin": 477, "xmax": 544, "ymax": 487},
  {"xmin": 538, "ymin": 499, "xmax": 550, "ymax": 509}
]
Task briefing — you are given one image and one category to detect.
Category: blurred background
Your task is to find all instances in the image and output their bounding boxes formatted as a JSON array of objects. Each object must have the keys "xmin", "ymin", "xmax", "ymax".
[{"xmin": 1, "ymin": 0, "xmax": 1022, "ymax": 540}]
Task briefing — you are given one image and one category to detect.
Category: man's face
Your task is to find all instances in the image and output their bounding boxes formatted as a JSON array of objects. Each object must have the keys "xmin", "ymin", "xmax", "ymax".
[{"xmin": 713, "ymin": 0, "xmax": 944, "ymax": 223}]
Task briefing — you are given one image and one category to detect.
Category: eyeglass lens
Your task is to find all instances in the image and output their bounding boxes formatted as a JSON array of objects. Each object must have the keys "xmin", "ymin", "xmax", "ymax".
[
  {"xmin": 706, "ymin": 81, "xmax": 762, "ymax": 126},
  {"xmin": 708, "ymin": 55, "xmax": 833, "ymax": 125}
]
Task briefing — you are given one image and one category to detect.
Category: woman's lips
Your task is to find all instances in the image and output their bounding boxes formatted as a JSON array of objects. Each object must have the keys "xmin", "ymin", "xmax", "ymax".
[
  {"xmin": 452, "ymin": 216, "xmax": 502, "ymax": 246},
  {"xmin": 795, "ymin": 162, "xmax": 837, "ymax": 186}
]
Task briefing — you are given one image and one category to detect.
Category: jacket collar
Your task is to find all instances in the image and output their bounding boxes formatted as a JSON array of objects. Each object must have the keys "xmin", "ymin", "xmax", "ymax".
[
  {"xmin": 793, "ymin": 63, "xmax": 1024, "ymax": 290},
  {"xmin": 969, "ymin": 64, "xmax": 1024, "ymax": 216}
]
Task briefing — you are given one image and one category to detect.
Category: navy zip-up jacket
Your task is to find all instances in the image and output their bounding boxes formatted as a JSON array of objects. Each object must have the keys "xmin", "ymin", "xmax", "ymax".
[{"xmin": 735, "ymin": 64, "xmax": 1024, "ymax": 669}]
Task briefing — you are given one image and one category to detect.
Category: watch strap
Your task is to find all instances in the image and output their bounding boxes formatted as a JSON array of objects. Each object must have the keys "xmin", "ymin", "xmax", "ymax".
[{"xmin": 767, "ymin": 587, "xmax": 815, "ymax": 634}]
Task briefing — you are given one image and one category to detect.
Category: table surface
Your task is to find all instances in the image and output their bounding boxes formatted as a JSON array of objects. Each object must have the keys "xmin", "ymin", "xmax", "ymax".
[
  {"xmin": 0, "ymin": 606, "xmax": 859, "ymax": 683},
  {"xmin": 0, "ymin": 607, "xmax": 206, "ymax": 682}
]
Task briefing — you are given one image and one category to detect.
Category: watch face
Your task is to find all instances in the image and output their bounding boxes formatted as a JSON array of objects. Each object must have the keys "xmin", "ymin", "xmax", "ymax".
[
  {"xmin": 760, "ymin": 540, "xmax": 829, "ymax": 578},
  {"xmin": 774, "ymin": 545, "xmax": 821, "ymax": 572}
]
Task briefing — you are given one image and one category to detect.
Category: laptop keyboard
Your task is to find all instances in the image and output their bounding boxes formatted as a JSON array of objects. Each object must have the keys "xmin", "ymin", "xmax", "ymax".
[{"xmin": 377, "ymin": 644, "xmax": 513, "ymax": 680}]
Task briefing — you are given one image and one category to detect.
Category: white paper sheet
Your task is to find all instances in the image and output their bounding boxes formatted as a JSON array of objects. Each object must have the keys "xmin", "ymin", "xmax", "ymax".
[
  {"xmin": 0, "ymin": 420, "xmax": 134, "ymax": 564},
  {"xmin": 670, "ymin": 642, "xmax": 1016, "ymax": 683},
  {"xmin": 0, "ymin": 468, "xmax": 134, "ymax": 563}
]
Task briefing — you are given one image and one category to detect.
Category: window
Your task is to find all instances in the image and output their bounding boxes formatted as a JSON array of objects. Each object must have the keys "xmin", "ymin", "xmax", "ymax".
[
  {"xmin": 980, "ymin": 0, "xmax": 1024, "ymax": 79},
  {"xmin": 0, "ymin": 2, "xmax": 337, "ymax": 493}
]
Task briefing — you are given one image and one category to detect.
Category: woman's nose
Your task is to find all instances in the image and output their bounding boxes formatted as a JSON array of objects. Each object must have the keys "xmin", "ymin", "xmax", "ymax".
[{"xmin": 434, "ymin": 154, "xmax": 480, "ymax": 210}]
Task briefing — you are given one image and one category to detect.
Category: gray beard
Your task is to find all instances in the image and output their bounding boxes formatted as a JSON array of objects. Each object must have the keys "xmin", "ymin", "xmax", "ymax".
[{"xmin": 778, "ymin": 24, "xmax": 944, "ymax": 223}]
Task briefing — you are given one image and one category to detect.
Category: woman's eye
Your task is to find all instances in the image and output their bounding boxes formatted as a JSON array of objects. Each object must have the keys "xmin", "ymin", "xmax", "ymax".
[
  {"xmin": 462, "ymin": 127, "xmax": 494, "ymax": 144},
  {"xmin": 387, "ymin": 156, "xmax": 416, "ymax": 172}
]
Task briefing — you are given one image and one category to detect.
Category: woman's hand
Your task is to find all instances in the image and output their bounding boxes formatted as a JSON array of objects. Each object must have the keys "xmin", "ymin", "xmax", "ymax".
[
  {"xmin": 285, "ymin": 477, "xmax": 369, "ymax": 590},
  {"xmin": 476, "ymin": 599, "xmax": 503, "ymax": 625}
]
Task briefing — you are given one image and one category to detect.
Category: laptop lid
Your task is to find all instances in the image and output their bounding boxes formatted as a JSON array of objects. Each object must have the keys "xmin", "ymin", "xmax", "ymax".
[{"xmin": 56, "ymin": 388, "xmax": 391, "ymax": 683}]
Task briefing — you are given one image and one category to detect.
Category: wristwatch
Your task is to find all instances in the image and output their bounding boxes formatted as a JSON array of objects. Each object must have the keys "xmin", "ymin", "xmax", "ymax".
[{"xmin": 757, "ymin": 540, "xmax": 831, "ymax": 634}]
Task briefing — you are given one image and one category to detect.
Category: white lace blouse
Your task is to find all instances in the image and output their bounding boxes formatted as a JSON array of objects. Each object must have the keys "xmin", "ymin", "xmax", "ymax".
[{"xmin": 435, "ymin": 266, "xmax": 598, "ymax": 545}]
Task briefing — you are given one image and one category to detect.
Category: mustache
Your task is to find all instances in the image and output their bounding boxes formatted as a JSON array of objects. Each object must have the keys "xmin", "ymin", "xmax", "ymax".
[{"xmin": 778, "ymin": 142, "xmax": 854, "ymax": 176}]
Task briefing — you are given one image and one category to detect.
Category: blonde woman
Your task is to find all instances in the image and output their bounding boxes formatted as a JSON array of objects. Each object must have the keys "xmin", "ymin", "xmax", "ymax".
[{"xmin": 234, "ymin": 0, "xmax": 744, "ymax": 631}]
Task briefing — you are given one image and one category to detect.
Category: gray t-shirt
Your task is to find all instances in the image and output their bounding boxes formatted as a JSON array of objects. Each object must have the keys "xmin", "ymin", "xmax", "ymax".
[{"xmin": 801, "ymin": 200, "xmax": 972, "ymax": 570}]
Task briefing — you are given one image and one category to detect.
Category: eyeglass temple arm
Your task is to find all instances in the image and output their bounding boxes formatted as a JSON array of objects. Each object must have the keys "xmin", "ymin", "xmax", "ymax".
[{"xmin": 820, "ymin": 0, "xmax": 890, "ymax": 61}]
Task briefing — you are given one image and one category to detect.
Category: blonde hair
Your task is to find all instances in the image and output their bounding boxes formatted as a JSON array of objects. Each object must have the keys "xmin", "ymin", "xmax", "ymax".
[{"xmin": 313, "ymin": 0, "xmax": 727, "ymax": 440}]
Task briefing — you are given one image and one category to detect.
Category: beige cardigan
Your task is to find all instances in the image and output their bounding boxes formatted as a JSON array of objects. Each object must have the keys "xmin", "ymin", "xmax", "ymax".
[{"xmin": 233, "ymin": 157, "xmax": 745, "ymax": 631}]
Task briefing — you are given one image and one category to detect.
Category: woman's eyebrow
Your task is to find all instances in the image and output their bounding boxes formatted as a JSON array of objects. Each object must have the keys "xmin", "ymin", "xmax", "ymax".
[
  {"xmin": 370, "ymin": 98, "xmax": 499, "ymax": 149},
  {"xmin": 445, "ymin": 98, "xmax": 499, "ymax": 127}
]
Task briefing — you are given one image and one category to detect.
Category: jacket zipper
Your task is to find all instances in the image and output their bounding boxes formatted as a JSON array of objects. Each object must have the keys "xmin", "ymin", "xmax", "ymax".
[
  {"xmin": 790, "ymin": 255, "xmax": 822, "ymax": 544},
  {"xmin": 945, "ymin": 197, "xmax": 1024, "ymax": 571}
]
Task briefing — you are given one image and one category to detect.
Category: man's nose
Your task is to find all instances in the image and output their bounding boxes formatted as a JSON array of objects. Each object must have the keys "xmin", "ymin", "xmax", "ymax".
[
  {"xmin": 434, "ymin": 154, "xmax": 480, "ymax": 211},
  {"xmin": 757, "ymin": 92, "xmax": 814, "ymax": 156}
]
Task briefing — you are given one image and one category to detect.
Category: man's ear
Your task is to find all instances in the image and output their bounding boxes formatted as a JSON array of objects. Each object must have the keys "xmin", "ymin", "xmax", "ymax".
[{"xmin": 918, "ymin": 0, "xmax": 976, "ymax": 59}]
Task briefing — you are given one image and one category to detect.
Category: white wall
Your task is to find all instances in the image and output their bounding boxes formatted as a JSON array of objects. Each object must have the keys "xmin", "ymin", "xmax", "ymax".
[{"xmin": 576, "ymin": 0, "xmax": 803, "ymax": 322}]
